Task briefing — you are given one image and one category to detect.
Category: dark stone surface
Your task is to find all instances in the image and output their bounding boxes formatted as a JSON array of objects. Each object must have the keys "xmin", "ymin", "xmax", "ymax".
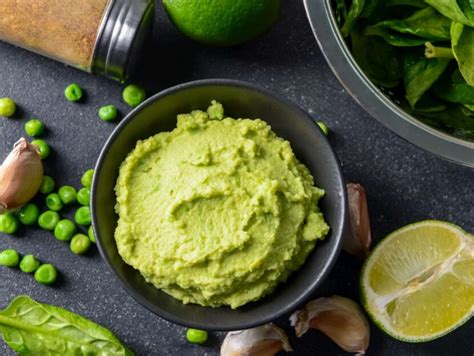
[{"xmin": 0, "ymin": 1, "xmax": 472, "ymax": 355}]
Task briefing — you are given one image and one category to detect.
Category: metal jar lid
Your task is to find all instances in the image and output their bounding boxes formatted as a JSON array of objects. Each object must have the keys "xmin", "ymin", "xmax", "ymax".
[{"xmin": 93, "ymin": 0, "xmax": 154, "ymax": 82}]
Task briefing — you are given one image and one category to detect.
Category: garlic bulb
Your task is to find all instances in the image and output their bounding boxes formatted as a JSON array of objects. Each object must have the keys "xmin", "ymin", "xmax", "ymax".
[
  {"xmin": 290, "ymin": 296, "xmax": 370, "ymax": 354},
  {"xmin": 221, "ymin": 323, "xmax": 292, "ymax": 356},
  {"xmin": 0, "ymin": 138, "xmax": 43, "ymax": 213},
  {"xmin": 344, "ymin": 183, "xmax": 372, "ymax": 258}
]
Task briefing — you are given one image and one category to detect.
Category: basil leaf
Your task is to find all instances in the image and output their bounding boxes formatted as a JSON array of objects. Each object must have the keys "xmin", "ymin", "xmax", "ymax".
[
  {"xmin": 451, "ymin": 22, "xmax": 474, "ymax": 85},
  {"xmin": 0, "ymin": 296, "xmax": 134, "ymax": 356},
  {"xmin": 404, "ymin": 53, "xmax": 451, "ymax": 107},
  {"xmin": 365, "ymin": 7, "xmax": 452, "ymax": 46},
  {"xmin": 341, "ymin": 0, "xmax": 366, "ymax": 37},
  {"xmin": 426, "ymin": 0, "xmax": 474, "ymax": 26}
]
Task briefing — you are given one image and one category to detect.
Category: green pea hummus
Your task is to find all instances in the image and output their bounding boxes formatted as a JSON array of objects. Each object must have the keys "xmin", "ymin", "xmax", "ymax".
[{"xmin": 115, "ymin": 101, "xmax": 329, "ymax": 308}]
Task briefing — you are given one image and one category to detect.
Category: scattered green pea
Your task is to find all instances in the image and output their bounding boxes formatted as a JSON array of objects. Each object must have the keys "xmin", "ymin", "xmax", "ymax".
[
  {"xmin": 64, "ymin": 83, "xmax": 83, "ymax": 102},
  {"xmin": 186, "ymin": 328, "xmax": 208, "ymax": 345},
  {"xmin": 70, "ymin": 234, "xmax": 91, "ymax": 255},
  {"xmin": 58, "ymin": 186, "xmax": 77, "ymax": 205},
  {"xmin": 123, "ymin": 84, "xmax": 146, "ymax": 107},
  {"xmin": 0, "ymin": 213, "xmax": 19, "ymax": 234},
  {"xmin": 317, "ymin": 121, "xmax": 330, "ymax": 136},
  {"xmin": 38, "ymin": 211, "xmax": 60, "ymax": 231},
  {"xmin": 31, "ymin": 139, "xmax": 51, "ymax": 159},
  {"xmin": 74, "ymin": 206, "xmax": 91, "ymax": 226},
  {"xmin": 45, "ymin": 193, "xmax": 63, "ymax": 211},
  {"xmin": 34, "ymin": 264, "xmax": 57, "ymax": 285},
  {"xmin": 98, "ymin": 105, "xmax": 118, "ymax": 122},
  {"xmin": 19, "ymin": 255, "xmax": 40, "ymax": 273},
  {"xmin": 81, "ymin": 169, "xmax": 94, "ymax": 188},
  {"xmin": 0, "ymin": 249, "xmax": 20, "ymax": 267},
  {"xmin": 77, "ymin": 187, "xmax": 90, "ymax": 206},
  {"xmin": 24, "ymin": 119, "xmax": 45, "ymax": 137},
  {"xmin": 88, "ymin": 225, "xmax": 96, "ymax": 243},
  {"xmin": 0, "ymin": 97, "xmax": 16, "ymax": 117},
  {"xmin": 40, "ymin": 175, "xmax": 55, "ymax": 194},
  {"xmin": 54, "ymin": 219, "xmax": 77, "ymax": 242},
  {"xmin": 18, "ymin": 203, "xmax": 40, "ymax": 226}
]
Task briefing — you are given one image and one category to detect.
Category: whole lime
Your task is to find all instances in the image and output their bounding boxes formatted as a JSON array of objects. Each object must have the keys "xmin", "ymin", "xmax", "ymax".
[{"xmin": 163, "ymin": 0, "xmax": 281, "ymax": 46}]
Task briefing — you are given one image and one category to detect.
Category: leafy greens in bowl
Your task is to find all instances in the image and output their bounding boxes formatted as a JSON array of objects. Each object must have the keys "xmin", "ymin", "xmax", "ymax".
[{"xmin": 336, "ymin": 0, "xmax": 474, "ymax": 141}]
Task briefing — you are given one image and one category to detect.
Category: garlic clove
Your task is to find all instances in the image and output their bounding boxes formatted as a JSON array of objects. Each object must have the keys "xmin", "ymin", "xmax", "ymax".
[
  {"xmin": 221, "ymin": 323, "xmax": 292, "ymax": 356},
  {"xmin": 290, "ymin": 296, "xmax": 370, "ymax": 354},
  {"xmin": 0, "ymin": 138, "xmax": 43, "ymax": 213},
  {"xmin": 344, "ymin": 183, "xmax": 372, "ymax": 259}
]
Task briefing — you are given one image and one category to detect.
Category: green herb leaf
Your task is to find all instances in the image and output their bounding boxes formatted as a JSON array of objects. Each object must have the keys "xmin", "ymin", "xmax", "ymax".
[
  {"xmin": 341, "ymin": 0, "xmax": 366, "ymax": 37},
  {"xmin": 451, "ymin": 22, "xmax": 474, "ymax": 86},
  {"xmin": 0, "ymin": 296, "xmax": 134, "ymax": 355},
  {"xmin": 404, "ymin": 53, "xmax": 451, "ymax": 107},
  {"xmin": 365, "ymin": 7, "xmax": 452, "ymax": 46},
  {"xmin": 425, "ymin": 0, "xmax": 474, "ymax": 27}
]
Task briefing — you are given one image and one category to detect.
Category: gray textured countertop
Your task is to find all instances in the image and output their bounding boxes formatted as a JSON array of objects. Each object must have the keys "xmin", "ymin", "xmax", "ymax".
[{"xmin": 0, "ymin": 1, "xmax": 472, "ymax": 355}]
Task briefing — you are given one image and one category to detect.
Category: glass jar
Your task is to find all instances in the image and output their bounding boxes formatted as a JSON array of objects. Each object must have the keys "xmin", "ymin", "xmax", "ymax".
[{"xmin": 0, "ymin": 0, "xmax": 154, "ymax": 82}]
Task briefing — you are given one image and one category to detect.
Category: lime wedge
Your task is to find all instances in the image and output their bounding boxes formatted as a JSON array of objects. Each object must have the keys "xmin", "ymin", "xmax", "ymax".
[{"xmin": 361, "ymin": 220, "xmax": 474, "ymax": 342}]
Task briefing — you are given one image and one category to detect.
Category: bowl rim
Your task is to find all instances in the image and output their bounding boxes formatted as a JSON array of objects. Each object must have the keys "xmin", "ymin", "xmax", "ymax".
[
  {"xmin": 303, "ymin": 0, "xmax": 474, "ymax": 168},
  {"xmin": 91, "ymin": 78, "xmax": 347, "ymax": 330}
]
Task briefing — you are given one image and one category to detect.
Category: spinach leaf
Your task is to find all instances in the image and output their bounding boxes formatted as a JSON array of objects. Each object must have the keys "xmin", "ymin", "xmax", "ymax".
[
  {"xmin": 451, "ymin": 22, "xmax": 474, "ymax": 86},
  {"xmin": 335, "ymin": 0, "xmax": 348, "ymax": 26},
  {"xmin": 341, "ymin": 0, "xmax": 366, "ymax": 37},
  {"xmin": 365, "ymin": 7, "xmax": 452, "ymax": 46},
  {"xmin": 0, "ymin": 296, "xmax": 134, "ymax": 356},
  {"xmin": 426, "ymin": 0, "xmax": 474, "ymax": 26},
  {"xmin": 404, "ymin": 53, "xmax": 451, "ymax": 107},
  {"xmin": 417, "ymin": 106, "xmax": 474, "ymax": 141},
  {"xmin": 386, "ymin": 0, "xmax": 426, "ymax": 7},
  {"xmin": 433, "ymin": 78, "xmax": 474, "ymax": 105},
  {"xmin": 351, "ymin": 25, "xmax": 403, "ymax": 87}
]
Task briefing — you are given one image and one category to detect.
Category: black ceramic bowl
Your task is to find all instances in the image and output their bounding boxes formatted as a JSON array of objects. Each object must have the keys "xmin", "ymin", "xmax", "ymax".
[{"xmin": 92, "ymin": 79, "xmax": 347, "ymax": 331}]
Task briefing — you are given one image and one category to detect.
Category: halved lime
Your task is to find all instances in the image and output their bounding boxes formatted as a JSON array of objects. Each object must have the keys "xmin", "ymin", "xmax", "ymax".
[{"xmin": 361, "ymin": 220, "xmax": 473, "ymax": 342}]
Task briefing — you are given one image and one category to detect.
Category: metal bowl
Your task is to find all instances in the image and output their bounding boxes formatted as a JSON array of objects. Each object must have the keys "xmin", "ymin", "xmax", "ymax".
[
  {"xmin": 304, "ymin": 0, "xmax": 474, "ymax": 167},
  {"xmin": 91, "ymin": 79, "xmax": 348, "ymax": 331}
]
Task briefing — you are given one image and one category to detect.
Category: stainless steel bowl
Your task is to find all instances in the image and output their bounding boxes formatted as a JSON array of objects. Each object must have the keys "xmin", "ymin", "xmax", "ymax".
[{"xmin": 304, "ymin": 0, "xmax": 474, "ymax": 167}]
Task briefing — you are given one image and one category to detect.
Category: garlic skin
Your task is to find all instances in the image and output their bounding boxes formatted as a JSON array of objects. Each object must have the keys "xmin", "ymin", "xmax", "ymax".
[
  {"xmin": 344, "ymin": 183, "xmax": 372, "ymax": 258},
  {"xmin": 221, "ymin": 323, "xmax": 292, "ymax": 356},
  {"xmin": 0, "ymin": 138, "xmax": 43, "ymax": 213},
  {"xmin": 290, "ymin": 296, "xmax": 370, "ymax": 355}
]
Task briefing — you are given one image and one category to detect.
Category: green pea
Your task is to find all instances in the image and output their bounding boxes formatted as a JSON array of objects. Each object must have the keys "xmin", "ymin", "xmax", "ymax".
[
  {"xmin": 45, "ymin": 193, "xmax": 63, "ymax": 211},
  {"xmin": 0, "ymin": 249, "xmax": 20, "ymax": 267},
  {"xmin": 24, "ymin": 119, "xmax": 45, "ymax": 137},
  {"xmin": 70, "ymin": 234, "xmax": 91, "ymax": 255},
  {"xmin": 123, "ymin": 84, "xmax": 146, "ymax": 107},
  {"xmin": 81, "ymin": 169, "xmax": 94, "ymax": 188},
  {"xmin": 31, "ymin": 139, "xmax": 51, "ymax": 159},
  {"xmin": 186, "ymin": 328, "xmax": 208, "ymax": 344},
  {"xmin": 0, "ymin": 213, "xmax": 19, "ymax": 234},
  {"xmin": 54, "ymin": 219, "xmax": 77, "ymax": 241},
  {"xmin": 0, "ymin": 97, "xmax": 16, "ymax": 117},
  {"xmin": 74, "ymin": 206, "xmax": 91, "ymax": 226},
  {"xmin": 98, "ymin": 105, "xmax": 118, "ymax": 122},
  {"xmin": 40, "ymin": 175, "xmax": 55, "ymax": 194},
  {"xmin": 38, "ymin": 211, "xmax": 60, "ymax": 231},
  {"xmin": 19, "ymin": 255, "xmax": 40, "ymax": 273},
  {"xmin": 34, "ymin": 264, "xmax": 57, "ymax": 285},
  {"xmin": 88, "ymin": 225, "xmax": 96, "ymax": 243},
  {"xmin": 317, "ymin": 121, "xmax": 330, "ymax": 136},
  {"xmin": 64, "ymin": 83, "xmax": 83, "ymax": 102},
  {"xmin": 18, "ymin": 203, "xmax": 40, "ymax": 225},
  {"xmin": 77, "ymin": 187, "xmax": 90, "ymax": 206},
  {"xmin": 58, "ymin": 186, "xmax": 77, "ymax": 205}
]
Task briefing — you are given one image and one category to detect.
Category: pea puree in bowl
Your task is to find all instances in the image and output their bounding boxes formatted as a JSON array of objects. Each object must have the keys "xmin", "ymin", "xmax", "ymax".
[{"xmin": 115, "ymin": 101, "xmax": 329, "ymax": 309}]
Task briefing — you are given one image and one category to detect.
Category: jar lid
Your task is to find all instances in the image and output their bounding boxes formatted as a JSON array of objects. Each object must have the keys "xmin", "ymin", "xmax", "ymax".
[{"xmin": 93, "ymin": 0, "xmax": 154, "ymax": 82}]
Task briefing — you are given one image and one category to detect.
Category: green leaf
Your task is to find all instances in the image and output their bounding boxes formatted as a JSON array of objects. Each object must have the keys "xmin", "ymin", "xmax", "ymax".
[
  {"xmin": 451, "ymin": 22, "xmax": 474, "ymax": 86},
  {"xmin": 351, "ymin": 25, "xmax": 404, "ymax": 87},
  {"xmin": 335, "ymin": 0, "xmax": 348, "ymax": 26},
  {"xmin": 0, "ymin": 296, "xmax": 134, "ymax": 356},
  {"xmin": 404, "ymin": 53, "xmax": 451, "ymax": 107},
  {"xmin": 425, "ymin": 0, "xmax": 474, "ymax": 26},
  {"xmin": 386, "ymin": 0, "xmax": 426, "ymax": 7},
  {"xmin": 341, "ymin": 0, "xmax": 366, "ymax": 37},
  {"xmin": 433, "ymin": 75, "xmax": 474, "ymax": 105},
  {"xmin": 417, "ymin": 106, "xmax": 474, "ymax": 141},
  {"xmin": 365, "ymin": 7, "xmax": 452, "ymax": 46}
]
